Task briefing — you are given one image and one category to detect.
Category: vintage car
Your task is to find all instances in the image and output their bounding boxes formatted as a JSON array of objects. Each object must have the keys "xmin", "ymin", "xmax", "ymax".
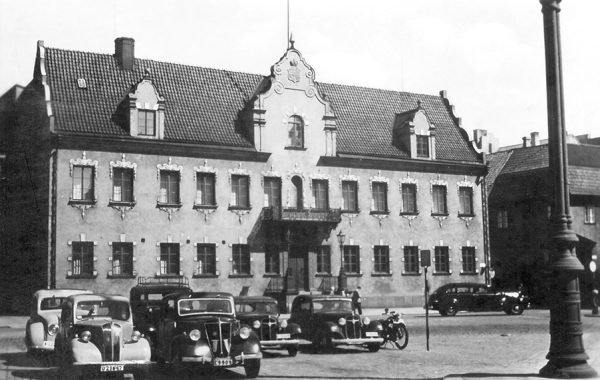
[
  {"xmin": 129, "ymin": 276, "xmax": 191, "ymax": 351},
  {"xmin": 155, "ymin": 291, "xmax": 262, "ymax": 378},
  {"xmin": 25, "ymin": 288, "xmax": 92, "ymax": 354},
  {"xmin": 54, "ymin": 293, "xmax": 151, "ymax": 378},
  {"xmin": 234, "ymin": 295, "xmax": 301, "ymax": 356},
  {"xmin": 427, "ymin": 282, "xmax": 531, "ymax": 316},
  {"xmin": 288, "ymin": 294, "xmax": 383, "ymax": 352}
]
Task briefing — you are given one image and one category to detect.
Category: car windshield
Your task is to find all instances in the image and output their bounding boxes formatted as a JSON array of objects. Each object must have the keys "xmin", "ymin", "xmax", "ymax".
[
  {"xmin": 75, "ymin": 300, "xmax": 130, "ymax": 321},
  {"xmin": 312, "ymin": 298, "xmax": 353, "ymax": 313},
  {"xmin": 40, "ymin": 297, "xmax": 68, "ymax": 310},
  {"xmin": 178, "ymin": 298, "xmax": 233, "ymax": 316},
  {"xmin": 235, "ymin": 301, "xmax": 279, "ymax": 314}
]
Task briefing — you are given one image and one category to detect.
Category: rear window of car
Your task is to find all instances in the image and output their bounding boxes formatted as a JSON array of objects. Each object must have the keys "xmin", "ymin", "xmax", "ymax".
[
  {"xmin": 41, "ymin": 297, "xmax": 68, "ymax": 310},
  {"xmin": 178, "ymin": 298, "xmax": 233, "ymax": 316}
]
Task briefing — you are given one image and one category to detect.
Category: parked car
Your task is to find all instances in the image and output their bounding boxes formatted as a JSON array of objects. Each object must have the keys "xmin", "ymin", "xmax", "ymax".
[
  {"xmin": 25, "ymin": 288, "xmax": 92, "ymax": 354},
  {"xmin": 288, "ymin": 294, "xmax": 383, "ymax": 352},
  {"xmin": 54, "ymin": 293, "xmax": 151, "ymax": 378},
  {"xmin": 155, "ymin": 291, "xmax": 262, "ymax": 378},
  {"xmin": 129, "ymin": 276, "xmax": 191, "ymax": 352},
  {"xmin": 234, "ymin": 295, "xmax": 301, "ymax": 356},
  {"xmin": 427, "ymin": 282, "xmax": 530, "ymax": 316}
]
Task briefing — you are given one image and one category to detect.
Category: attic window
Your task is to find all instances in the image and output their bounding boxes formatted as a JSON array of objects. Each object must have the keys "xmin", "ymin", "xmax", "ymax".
[
  {"xmin": 416, "ymin": 135, "xmax": 430, "ymax": 157},
  {"xmin": 77, "ymin": 78, "xmax": 87, "ymax": 89},
  {"xmin": 138, "ymin": 110, "xmax": 156, "ymax": 136}
]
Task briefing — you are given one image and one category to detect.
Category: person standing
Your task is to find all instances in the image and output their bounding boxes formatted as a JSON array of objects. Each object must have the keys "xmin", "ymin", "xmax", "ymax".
[{"xmin": 352, "ymin": 286, "xmax": 363, "ymax": 315}]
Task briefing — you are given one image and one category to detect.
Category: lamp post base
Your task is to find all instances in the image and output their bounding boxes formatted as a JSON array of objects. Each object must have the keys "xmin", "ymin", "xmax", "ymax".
[{"xmin": 540, "ymin": 360, "xmax": 597, "ymax": 379}]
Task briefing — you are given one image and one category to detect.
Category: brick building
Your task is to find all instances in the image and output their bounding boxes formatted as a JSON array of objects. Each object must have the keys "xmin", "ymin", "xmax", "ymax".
[{"xmin": 0, "ymin": 38, "xmax": 486, "ymax": 311}]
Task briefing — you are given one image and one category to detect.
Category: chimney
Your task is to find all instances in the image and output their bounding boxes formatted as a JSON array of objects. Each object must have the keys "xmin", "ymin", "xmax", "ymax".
[
  {"xmin": 522, "ymin": 136, "xmax": 530, "ymax": 147},
  {"xmin": 114, "ymin": 37, "xmax": 135, "ymax": 70},
  {"xmin": 531, "ymin": 132, "xmax": 539, "ymax": 146}
]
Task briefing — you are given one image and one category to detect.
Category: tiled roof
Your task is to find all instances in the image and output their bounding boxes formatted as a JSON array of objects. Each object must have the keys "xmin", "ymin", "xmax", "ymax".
[
  {"xmin": 42, "ymin": 46, "xmax": 480, "ymax": 162},
  {"xmin": 484, "ymin": 150, "xmax": 512, "ymax": 196},
  {"xmin": 569, "ymin": 166, "xmax": 600, "ymax": 196}
]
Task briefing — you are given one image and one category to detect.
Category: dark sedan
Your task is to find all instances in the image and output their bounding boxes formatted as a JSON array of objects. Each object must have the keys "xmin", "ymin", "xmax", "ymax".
[{"xmin": 427, "ymin": 282, "xmax": 530, "ymax": 316}]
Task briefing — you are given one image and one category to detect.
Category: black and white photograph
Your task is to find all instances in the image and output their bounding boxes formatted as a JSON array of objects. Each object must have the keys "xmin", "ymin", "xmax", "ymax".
[{"xmin": 0, "ymin": 0, "xmax": 599, "ymax": 379}]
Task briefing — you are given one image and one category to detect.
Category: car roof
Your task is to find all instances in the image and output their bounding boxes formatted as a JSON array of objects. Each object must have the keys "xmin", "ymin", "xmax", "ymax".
[
  {"xmin": 164, "ymin": 291, "xmax": 234, "ymax": 301},
  {"xmin": 33, "ymin": 289, "xmax": 92, "ymax": 298},
  {"xmin": 69, "ymin": 294, "xmax": 130, "ymax": 303},
  {"xmin": 294, "ymin": 294, "xmax": 351, "ymax": 301},
  {"xmin": 437, "ymin": 282, "xmax": 487, "ymax": 288},
  {"xmin": 234, "ymin": 296, "xmax": 277, "ymax": 302}
]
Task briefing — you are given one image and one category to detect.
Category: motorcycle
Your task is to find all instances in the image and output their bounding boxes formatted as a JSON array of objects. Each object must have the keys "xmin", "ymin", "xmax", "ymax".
[{"xmin": 379, "ymin": 309, "xmax": 409, "ymax": 350}]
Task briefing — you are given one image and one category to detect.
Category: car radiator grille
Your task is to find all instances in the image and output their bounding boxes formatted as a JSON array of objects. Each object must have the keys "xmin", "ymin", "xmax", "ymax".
[
  {"xmin": 343, "ymin": 316, "xmax": 361, "ymax": 339},
  {"xmin": 259, "ymin": 316, "xmax": 278, "ymax": 340},
  {"xmin": 204, "ymin": 319, "xmax": 233, "ymax": 358},
  {"xmin": 102, "ymin": 322, "xmax": 121, "ymax": 361}
]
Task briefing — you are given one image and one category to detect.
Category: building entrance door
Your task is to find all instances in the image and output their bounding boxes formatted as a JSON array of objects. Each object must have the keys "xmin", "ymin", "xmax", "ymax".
[{"xmin": 288, "ymin": 245, "xmax": 308, "ymax": 292}]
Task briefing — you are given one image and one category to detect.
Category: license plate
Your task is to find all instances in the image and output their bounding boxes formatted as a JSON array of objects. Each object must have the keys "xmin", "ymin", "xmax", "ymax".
[
  {"xmin": 100, "ymin": 364, "xmax": 124, "ymax": 372},
  {"xmin": 214, "ymin": 358, "xmax": 233, "ymax": 367},
  {"xmin": 276, "ymin": 333, "xmax": 291, "ymax": 339},
  {"xmin": 366, "ymin": 332, "xmax": 379, "ymax": 337},
  {"xmin": 42, "ymin": 341, "xmax": 54, "ymax": 348}
]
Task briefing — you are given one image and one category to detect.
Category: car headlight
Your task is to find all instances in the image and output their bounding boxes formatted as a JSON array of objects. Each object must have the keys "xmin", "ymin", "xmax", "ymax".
[
  {"xmin": 189, "ymin": 329, "xmax": 201, "ymax": 342},
  {"xmin": 252, "ymin": 320, "xmax": 261, "ymax": 329},
  {"xmin": 338, "ymin": 317, "xmax": 346, "ymax": 326},
  {"xmin": 280, "ymin": 319, "xmax": 288, "ymax": 329},
  {"xmin": 47, "ymin": 324, "xmax": 58, "ymax": 336},
  {"xmin": 362, "ymin": 317, "xmax": 371, "ymax": 325},
  {"xmin": 131, "ymin": 330, "xmax": 141, "ymax": 342},
  {"xmin": 80, "ymin": 330, "xmax": 92, "ymax": 343},
  {"xmin": 238, "ymin": 326, "xmax": 251, "ymax": 339}
]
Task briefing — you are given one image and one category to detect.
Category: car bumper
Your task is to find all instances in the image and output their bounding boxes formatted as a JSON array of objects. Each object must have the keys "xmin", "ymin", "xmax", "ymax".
[
  {"xmin": 260, "ymin": 339, "xmax": 299, "ymax": 348},
  {"xmin": 182, "ymin": 352, "xmax": 263, "ymax": 366},
  {"xmin": 331, "ymin": 337, "xmax": 384, "ymax": 345}
]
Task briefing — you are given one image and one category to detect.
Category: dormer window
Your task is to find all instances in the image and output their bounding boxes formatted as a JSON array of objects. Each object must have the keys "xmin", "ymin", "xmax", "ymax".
[
  {"xmin": 416, "ymin": 135, "xmax": 430, "ymax": 158},
  {"xmin": 393, "ymin": 103, "xmax": 436, "ymax": 160},
  {"xmin": 138, "ymin": 110, "xmax": 156, "ymax": 136},
  {"xmin": 288, "ymin": 115, "xmax": 304, "ymax": 148}
]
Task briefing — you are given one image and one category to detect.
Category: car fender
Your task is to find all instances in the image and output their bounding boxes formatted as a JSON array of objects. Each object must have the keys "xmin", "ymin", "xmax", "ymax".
[
  {"xmin": 230, "ymin": 331, "xmax": 261, "ymax": 356},
  {"xmin": 367, "ymin": 320, "xmax": 383, "ymax": 333},
  {"xmin": 121, "ymin": 337, "xmax": 151, "ymax": 361},
  {"xmin": 285, "ymin": 322, "xmax": 301, "ymax": 335},
  {"xmin": 70, "ymin": 338, "xmax": 102, "ymax": 363},
  {"xmin": 27, "ymin": 319, "xmax": 46, "ymax": 347}
]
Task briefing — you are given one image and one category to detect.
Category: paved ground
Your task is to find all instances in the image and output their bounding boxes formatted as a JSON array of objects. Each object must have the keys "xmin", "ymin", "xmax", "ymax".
[{"xmin": 0, "ymin": 309, "xmax": 598, "ymax": 379}]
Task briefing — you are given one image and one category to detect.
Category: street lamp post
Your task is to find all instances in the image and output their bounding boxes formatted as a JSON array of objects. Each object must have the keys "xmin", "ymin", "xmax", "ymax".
[
  {"xmin": 539, "ymin": 1, "xmax": 597, "ymax": 377},
  {"xmin": 337, "ymin": 230, "xmax": 347, "ymax": 294}
]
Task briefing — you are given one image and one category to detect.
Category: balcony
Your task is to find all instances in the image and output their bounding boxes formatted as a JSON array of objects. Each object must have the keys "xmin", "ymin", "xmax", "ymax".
[{"xmin": 261, "ymin": 207, "xmax": 342, "ymax": 224}]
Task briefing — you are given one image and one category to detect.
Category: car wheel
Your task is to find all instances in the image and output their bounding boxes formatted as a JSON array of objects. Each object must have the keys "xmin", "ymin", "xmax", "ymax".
[
  {"xmin": 367, "ymin": 343, "xmax": 380, "ymax": 352},
  {"xmin": 171, "ymin": 346, "xmax": 187, "ymax": 378},
  {"xmin": 244, "ymin": 358, "xmax": 260, "ymax": 378},
  {"xmin": 287, "ymin": 346, "xmax": 298, "ymax": 357},
  {"xmin": 444, "ymin": 305, "xmax": 457, "ymax": 317},
  {"xmin": 394, "ymin": 325, "xmax": 409, "ymax": 350},
  {"xmin": 510, "ymin": 303, "xmax": 524, "ymax": 315}
]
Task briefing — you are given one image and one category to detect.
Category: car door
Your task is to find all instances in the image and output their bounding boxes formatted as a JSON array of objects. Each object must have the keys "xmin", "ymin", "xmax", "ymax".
[{"xmin": 456, "ymin": 286, "xmax": 474, "ymax": 311}]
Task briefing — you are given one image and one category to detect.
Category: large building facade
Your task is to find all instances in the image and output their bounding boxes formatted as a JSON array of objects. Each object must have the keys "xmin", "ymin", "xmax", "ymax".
[{"xmin": 0, "ymin": 38, "xmax": 486, "ymax": 311}]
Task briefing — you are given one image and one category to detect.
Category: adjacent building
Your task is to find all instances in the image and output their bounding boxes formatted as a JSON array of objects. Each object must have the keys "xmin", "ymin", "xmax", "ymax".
[{"xmin": 0, "ymin": 37, "xmax": 487, "ymax": 311}]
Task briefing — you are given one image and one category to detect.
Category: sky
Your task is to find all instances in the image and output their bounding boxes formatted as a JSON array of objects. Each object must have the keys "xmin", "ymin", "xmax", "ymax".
[{"xmin": 0, "ymin": 0, "xmax": 598, "ymax": 147}]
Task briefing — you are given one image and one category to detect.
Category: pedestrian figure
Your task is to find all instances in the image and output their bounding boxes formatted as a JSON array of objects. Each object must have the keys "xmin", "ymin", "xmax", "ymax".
[{"xmin": 352, "ymin": 286, "xmax": 363, "ymax": 315}]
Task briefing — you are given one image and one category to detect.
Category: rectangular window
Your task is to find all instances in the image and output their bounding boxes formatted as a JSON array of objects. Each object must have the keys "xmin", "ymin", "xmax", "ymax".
[
  {"xmin": 160, "ymin": 243, "xmax": 180, "ymax": 276},
  {"xmin": 138, "ymin": 110, "xmax": 156, "ymax": 136},
  {"xmin": 497, "ymin": 210, "xmax": 508, "ymax": 229},
  {"xmin": 196, "ymin": 172, "xmax": 216, "ymax": 206},
  {"xmin": 112, "ymin": 168, "xmax": 134, "ymax": 203},
  {"xmin": 372, "ymin": 182, "xmax": 388, "ymax": 213},
  {"xmin": 231, "ymin": 175, "xmax": 250, "ymax": 208},
  {"xmin": 343, "ymin": 245, "xmax": 360, "ymax": 274},
  {"xmin": 159, "ymin": 171, "xmax": 180, "ymax": 204},
  {"xmin": 402, "ymin": 183, "xmax": 417, "ymax": 214},
  {"xmin": 71, "ymin": 242, "xmax": 94, "ymax": 276},
  {"xmin": 72, "ymin": 166, "xmax": 94, "ymax": 201},
  {"xmin": 585, "ymin": 205, "xmax": 596, "ymax": 224},
  {"xmin": 373, "ymin": 245, "xmax": 390, "ymax": 274},
  {"xmin": 432, "ymin": 185, "xmax": 447, "ymax": 215},
  {"xmin": 461, "ymin": 246, "xmax": 476, "ymax": 274},
  {"xmin": 112, "ymin": 242, "xmax": 133, "ymax": 276},
  {"xmin": 417, "ymin": 135, "xmax": 429, "ymax": 158},
  {"xmin": 434, "ymin": 246, "xmax": 450, "ymax": 274},
  {"xmin": 196, "ymin": 244, "xmax": 216, "ymax": 275},
  {"xmin": 317, "ymin": 246, "xmax": 331, "ymax": 274},
  {"xmin": 403, "ymin": 246, "xmax": 419, "ymax": 274},
  {"xmin": 342, "ymin": 181, "xmax": 358, "ymax": 212},
  {"xmin": 312, "ymin": 179, "xmax": 329, "ymax": 210},
  {"xmin": 264, "ymin": 245, "xmax": 280, "ymax": 275},
  {"xmin": 264, "ymin": 177, "xmax": 282, "ymax": 210},
  {"xmin": 459, "ymin": 187, "xmax": 474, "ymax": 215},
  {"xmin": 232, "ymin": 244, "xmax": 251, "ymax": 275}
]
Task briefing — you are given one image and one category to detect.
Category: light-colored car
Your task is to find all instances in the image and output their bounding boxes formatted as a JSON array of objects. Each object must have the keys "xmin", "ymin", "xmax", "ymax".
[
  {"xmin": 25, "ymin": 288, "xmax": 92, "ymax": 353},
  {"xmin": 54, "ymin": 293, "xmax": 152, "ymax": 378}
]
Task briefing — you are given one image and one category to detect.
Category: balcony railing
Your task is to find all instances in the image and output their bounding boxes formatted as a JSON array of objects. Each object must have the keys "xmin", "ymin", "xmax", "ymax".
[{"xmin": 261, "ymin": 207, "xmax": 342, "ymax": 223}]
